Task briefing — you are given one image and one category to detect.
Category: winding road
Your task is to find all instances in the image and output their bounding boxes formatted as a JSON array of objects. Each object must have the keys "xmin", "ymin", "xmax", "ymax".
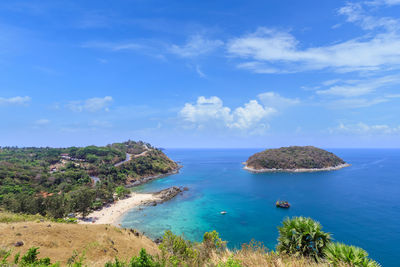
[
  {"xmin": 90, "ymin": 153, "xmax": 132, "ymax": 185},
  {"xmin": 90, "ymin": 149, "xmax": 150, "ymax": 185}
]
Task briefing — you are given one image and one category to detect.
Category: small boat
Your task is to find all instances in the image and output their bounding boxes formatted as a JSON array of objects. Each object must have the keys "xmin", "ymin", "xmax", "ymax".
[
  {"xmin": 276, "ymin": 201, "xmax": 290, "ymax": 208},
  {"xmin": 220, "ymin": 211, "xmax": 227, "ymax": 215}
]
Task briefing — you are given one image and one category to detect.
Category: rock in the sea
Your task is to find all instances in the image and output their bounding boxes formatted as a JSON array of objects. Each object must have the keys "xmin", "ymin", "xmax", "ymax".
[
  {"xmin": 155, "ymin": 186, "xmax": 181, "ymax": 201},
  {"xmin": 142, "ymin": 186, "xmax": 186, "ymax": 206}
]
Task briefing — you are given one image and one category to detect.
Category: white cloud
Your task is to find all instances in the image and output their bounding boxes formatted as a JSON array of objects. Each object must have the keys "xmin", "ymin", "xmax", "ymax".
[
  {"xmin": 258, "ymin": 92, "xmax": 300, "ymax": 108},
  {"xmin": 227, "ymin": 25, "xmax": 400, "ymax": 73},
  {"xmin": 327, "ymin": 97, "xmax": 388, "ymax": 108},
  {"xmin": 339, "ymin": 2, "xmax": 400, "ymax": 31},
  {"xmin": 0, "ymin": 96, "xmax": 31, "ymax": 105},
  {"xmin": 89, "ymin": 119, "xmax": 112, "ymax": 128},
  {"xmin": 180, "ymin": 96, "xmax": 232, "ymax": 125},
  {"xmin": 195, "ymin": 65, "xmax": 206, "ymax": 78},
  {"xmin": 34, "ymin": 119, "xmax": 50, "ymax": 125},
  {"xmin": 317, "ymin": 75, "xmax": 400, "ymax": 97},
  {"xmin": 82, "ymin": 41, "xmax": 143, "ymax": 51},
  {"xmin": 229, "ymin": 100, "xmax": 275, "ymax": 129},
  {"xmin": 367, "ymin": 0, "xmax": 400, "ymax": 6},
  {"xmin": 179, "ymin": 96, "xmax": 276, "ymax": 131},
  {"xmin": 332, "ymin": 122, "xmax": 400, "ymax": 134},
  {"xmin": 67, "ymin": 96, "xmax": 113, "ymax": 112},
  {"xmin": 169, "ymin": 35, "xmax": 223, "ymax": 57}
]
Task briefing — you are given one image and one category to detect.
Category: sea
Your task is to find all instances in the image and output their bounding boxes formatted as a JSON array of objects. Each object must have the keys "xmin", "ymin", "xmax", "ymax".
[{"xmin": 120, "ymin": 149, "xmax": 400, "ymax": 266}]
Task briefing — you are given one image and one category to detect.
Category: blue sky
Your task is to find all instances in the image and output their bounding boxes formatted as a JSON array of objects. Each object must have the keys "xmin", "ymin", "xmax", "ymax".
[{"xmin": 1, "ymin": 0, "xmax": 400, "ymax": 148}]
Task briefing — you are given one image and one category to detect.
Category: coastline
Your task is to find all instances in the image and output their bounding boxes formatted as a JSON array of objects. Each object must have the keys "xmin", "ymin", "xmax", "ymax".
[
  {"xmin": 243, "ymin": 163, "xmax": 350, "ymax": 173},
  {"xmin": 126, "ymin": 166, "xmax": 181, "ymax": 188},
  {"xmin": 79, "ymin": 167, "xmax": 183, "ymax": 227},
  {"xmin": 78, "ymin": 192, "xmax": 158, "ymax": 226}
]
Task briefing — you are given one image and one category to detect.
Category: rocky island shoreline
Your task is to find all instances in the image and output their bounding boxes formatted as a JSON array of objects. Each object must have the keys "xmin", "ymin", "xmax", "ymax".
[{"xmin": 244, "ymin": 163, "xmax": 350, "ymax": 173}]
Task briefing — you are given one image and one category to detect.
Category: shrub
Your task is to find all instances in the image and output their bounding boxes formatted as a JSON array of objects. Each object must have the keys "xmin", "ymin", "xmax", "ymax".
[
  {"xmin": 159, "ymin": 230, "xmax": 199, "ymax": 266},
  {"xmin": 20, "ymin": 247, "xmax": 54, "ymax": 266},
  {"xmin": 217, "ymin": 256, "xmax": 242, "ymax": 267},
  {"xmin": 104, "ymin": 249, "xmax": 161, "ymax": 267},
  {"xmin": 277, "ymin": 217, "xmax": 331, "ymax": 260},
  {"xmin": 130, "ymin": 248, "xmax": 161, "ymax": 267},
  {"xmin": 203, "ymin": 230, "xmax": 226, "ymax": 251},
  {"xmin": 324, "ymin": 242, "xmax": 381, "ymax": 267}
]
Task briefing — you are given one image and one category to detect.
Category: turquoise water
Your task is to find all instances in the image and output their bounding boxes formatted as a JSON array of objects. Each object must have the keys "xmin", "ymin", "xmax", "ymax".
[{"xmin": 121, "ymin": 149, "xmax": 400, "ymax": 266}]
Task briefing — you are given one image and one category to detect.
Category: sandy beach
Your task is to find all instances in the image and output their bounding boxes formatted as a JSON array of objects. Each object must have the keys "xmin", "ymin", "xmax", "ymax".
[
  {"xmin": 243, "ymin": 163, "xmax": 350, "ymax": 173},
  {"xmin": 78, "ymin": 192, "xmax": 159, "ymax": 226}
]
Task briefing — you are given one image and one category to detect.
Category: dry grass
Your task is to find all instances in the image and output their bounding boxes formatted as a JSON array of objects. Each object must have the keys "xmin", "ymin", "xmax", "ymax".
[
  {"xmin": 211, "ymin": 240, "xmax": 350, "ymax": 267},
  {"xmin": 0, "ymin": 222, "xmax": 158, "ymax": 266},
  {"xmin": 0, "ymin": 210, "xmax": 47, "ymax": 223}
]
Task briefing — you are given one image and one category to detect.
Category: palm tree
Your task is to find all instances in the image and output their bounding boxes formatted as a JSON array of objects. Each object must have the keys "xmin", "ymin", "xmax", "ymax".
[
  {"xmin": 324, "ymin": 242, "xmax": 381, "ymax": 267},
  {"xmin": 276, "ymin": 216, "xmax": 331, "ymax": 260}
]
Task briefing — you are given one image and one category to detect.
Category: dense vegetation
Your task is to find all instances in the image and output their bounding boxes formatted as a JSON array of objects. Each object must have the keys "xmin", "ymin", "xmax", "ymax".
[
  {"xmin": 0, "ymin": 217, "xmax": 379, "ymax": 266},
  {"xmin": 0, "ymin": 140, "xmax": 177, "ymax": 219},
  {"xmin": 245, "ymin": 146, "xmax": 346, "ymax": 170}
]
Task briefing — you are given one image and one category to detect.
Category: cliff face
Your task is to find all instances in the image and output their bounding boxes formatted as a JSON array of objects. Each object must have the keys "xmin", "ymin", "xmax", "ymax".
[{"xmin": 245, "ymin": 146, "xmax": 346, "ymax": 170}]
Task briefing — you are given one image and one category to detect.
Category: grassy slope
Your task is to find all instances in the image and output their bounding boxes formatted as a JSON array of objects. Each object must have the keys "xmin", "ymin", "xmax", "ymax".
[
  {"xmin": 0, "ymin": 211, "xmax": 346, "ymax": 267},
  {"xmin": 0, "ymin": 220, "xmax": 158, "ymax": 266}
]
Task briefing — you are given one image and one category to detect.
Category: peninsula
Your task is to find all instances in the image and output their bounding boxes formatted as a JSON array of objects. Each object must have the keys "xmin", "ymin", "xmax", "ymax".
[
  {"xmin": 0, "ymin": 140, "xmax": 181, "ymax": 221},
  {"xmin": 244, "ymin": 146, "xmax": 349, "ymax": 172}
]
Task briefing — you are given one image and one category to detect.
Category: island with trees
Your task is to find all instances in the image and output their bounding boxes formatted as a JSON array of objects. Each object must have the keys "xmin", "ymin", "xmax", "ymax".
[{"xmin": 244, "ymin": 146, "xmax": 349, "ymax": 173}]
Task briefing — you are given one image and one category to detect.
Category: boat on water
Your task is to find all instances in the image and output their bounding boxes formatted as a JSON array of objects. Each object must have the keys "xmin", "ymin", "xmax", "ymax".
[
  {"xmin": 276, "ymin": 201, "xmax": 290, "ymax": 208},
  {"xmin": 220, "ymin": 211, "xmax": 227, "ymax": 215}
]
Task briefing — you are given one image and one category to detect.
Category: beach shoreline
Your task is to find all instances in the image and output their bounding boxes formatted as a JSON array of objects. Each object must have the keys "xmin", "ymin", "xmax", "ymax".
[
  {"xmin": 78, "ymin": 192, "xmax": 158, "ymax": 226},
  {"xmin": 243, "ymin": 163, "xmax": 350, "ymax": 173}
]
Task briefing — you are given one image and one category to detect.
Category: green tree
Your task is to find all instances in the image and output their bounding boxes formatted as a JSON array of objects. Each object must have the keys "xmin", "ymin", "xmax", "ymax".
[
  {"xmin": 276, "ymin": 217, "xmax": 331, "ymax": 260},
  {"xmin": 115, "ymin": 186, "xmax": 130, "ymax": 199},
  {"xmin": 71, "ymin": 187, "xmax": 96, "ymax": 218},
  {"xmin": 45, "ymin": 194, "xmax": 69, "ymax": 219}
]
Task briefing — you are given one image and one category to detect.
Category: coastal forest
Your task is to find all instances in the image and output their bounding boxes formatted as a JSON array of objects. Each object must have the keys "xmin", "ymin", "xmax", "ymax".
[
  {"xmin": 245, "ymin": 146, "xmax": 346, "ymax": 170},
  {"xmin": 0, "ymin": 140, "xmax": 178, "ymax": 219}
]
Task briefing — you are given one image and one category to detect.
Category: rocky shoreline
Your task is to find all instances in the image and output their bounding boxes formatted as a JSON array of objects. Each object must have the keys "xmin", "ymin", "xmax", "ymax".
[
  {"xmin": 244, "ymin": 163, "xmax": 350, "ymax": 173},
  {"xmin": 140, "ymin": 186, "xmax": 189, "ymax": 206},
  {"xmin": 126, "ymin": 166, "xmax": 182, "ymax": 188}
]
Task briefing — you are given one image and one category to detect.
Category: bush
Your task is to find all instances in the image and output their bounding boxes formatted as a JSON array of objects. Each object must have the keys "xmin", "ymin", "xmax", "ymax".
[
  {"xmin": 159, "ymin": 230, "xmax": 199, "ymax": 266},
  {"xmin": 203, "ymin": 230, "xmax": 226, "ymax": 251},
  {"xmin": 104, "ymin": 249, "xmax": 161, "ymax": 267},
  {"xmin": 217, "ymin": 256, "xmax": 242, "ymax": 267},
  {"xmin": 324, "ymin": 242, "xmax": 381, "ymax": 267},
  {"xmin": 130, "ymin": 248, "xmax": 161, "ymax": 267},
  {"xmin": 20, "ymin": 247, "xmax": 54, "ymax": 266},
  {"xmin": 277, "ymin": 217, "xmax": 331, "ymax": 260}
]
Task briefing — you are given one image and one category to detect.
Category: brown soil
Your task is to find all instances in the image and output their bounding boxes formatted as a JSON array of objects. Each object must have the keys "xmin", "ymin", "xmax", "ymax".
[{"xmin": 0, "ymin": 222, "xmax": 158, "ymax": 266}]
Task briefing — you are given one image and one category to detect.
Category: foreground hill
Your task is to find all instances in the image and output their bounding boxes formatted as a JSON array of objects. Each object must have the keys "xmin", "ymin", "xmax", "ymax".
[
  {"xmin": 0, "ymin": 212, "xmax": 378, "ymax": 266},
  {"xmin": 245, "ymin": 146, "xmax": 348, "ymax": 172},
  {"xmin": 0, "ymin": 221, "xmax": 157, "ymax": 266}
]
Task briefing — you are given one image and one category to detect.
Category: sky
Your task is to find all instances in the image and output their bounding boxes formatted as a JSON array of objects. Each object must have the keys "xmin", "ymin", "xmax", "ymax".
[{"xmin": 1, "ymin": 0, "xmax": 400, "ymax": 148}]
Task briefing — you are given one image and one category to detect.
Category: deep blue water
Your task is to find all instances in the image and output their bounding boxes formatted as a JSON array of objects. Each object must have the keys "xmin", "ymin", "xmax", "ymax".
[{"xmin": 121, "ymin": 149, "xmax": 400, "ymax": 266}]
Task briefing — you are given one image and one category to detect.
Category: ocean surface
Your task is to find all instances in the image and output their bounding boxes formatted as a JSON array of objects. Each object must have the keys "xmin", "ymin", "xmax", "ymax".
[{"xmin": 121, "ymin": 149, "xmax": 400, "ymax": 266}]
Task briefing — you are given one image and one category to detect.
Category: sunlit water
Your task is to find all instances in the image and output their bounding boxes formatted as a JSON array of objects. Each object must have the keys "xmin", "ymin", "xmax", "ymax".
[{"xmin": 121, "ymin": 149, "xmax": 400, "ymax": 266}]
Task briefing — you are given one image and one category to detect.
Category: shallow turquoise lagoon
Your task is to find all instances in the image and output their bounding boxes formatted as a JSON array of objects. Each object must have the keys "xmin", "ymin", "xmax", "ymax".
[{"xmin": 121, "ymin": 149, "xmax": 400, "ymax": 266}]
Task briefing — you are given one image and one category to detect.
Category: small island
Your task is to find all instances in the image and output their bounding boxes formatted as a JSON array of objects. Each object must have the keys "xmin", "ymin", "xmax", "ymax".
[{"xmin": 244, "ymin": 146, "xmax": 350, "ymax": 173}]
